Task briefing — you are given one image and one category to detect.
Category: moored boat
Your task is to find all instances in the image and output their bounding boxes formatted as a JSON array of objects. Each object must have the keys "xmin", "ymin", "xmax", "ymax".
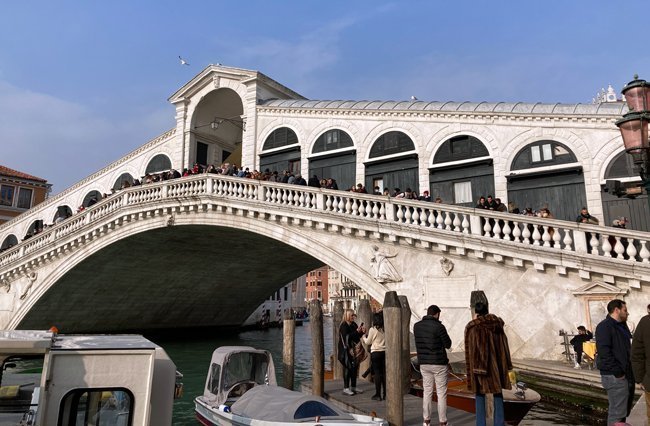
[
  {"xmin": 410, "ymin": 357, "xmax": 540, "ymax": 425},
  {"xmin": 194, "ymin": 346, "xmax": 387, "ymax": 426}
]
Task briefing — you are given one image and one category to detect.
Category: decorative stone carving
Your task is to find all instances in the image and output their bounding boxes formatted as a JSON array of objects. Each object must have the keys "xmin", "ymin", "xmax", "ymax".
[
  {"xmin": 167, "ymin": 214, "xmax": 175, "ymax": 227},
  {"xmin": 370, "ymin": 245, "xmax": 402, "ymax": 284},
  {"xmin": 213, "ymin": 75, "xmax": 221, "ymax": 88},
  {"xmin": 0, "ymin": 279, "xmax": 9, "ymax": 293},
  {"xmin": 19, "ymin": 272, "xmax": 37, "ymax": 300},
  {"xmin": 440, "ymin": 257, "xmax": 454, "ymax": 276}
]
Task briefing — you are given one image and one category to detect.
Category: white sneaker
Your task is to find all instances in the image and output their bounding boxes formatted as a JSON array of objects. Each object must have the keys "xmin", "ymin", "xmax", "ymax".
[
  {"xmin": 352, "ymin": 387, "xmax": 363, "ymax": 394},
  {"xmin": 343, "ymin": 388, "xmax": 355, "ymax": 395},
  {"xmin": 574, "ymin": 363, "xmax": 581, "ymax": 369}
]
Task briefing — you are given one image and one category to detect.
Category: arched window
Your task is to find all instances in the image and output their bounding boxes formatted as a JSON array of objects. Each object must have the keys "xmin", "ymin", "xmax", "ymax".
[
  {"xmin": 82, "ymin": 191, "xmax": 102, "ymax": 208},
  {"xmin": 433, "ymin": 135, "xmax": 489, "ymax": 164},
  {"xmin": 53, "ymin": 206, "xmax": 73, "ymax": 223},
  {"xmin": 1, "ymin": 234, "xmax": 18, "ymax": 250},
  {"xmin": 262, "ymin": 128, "xmax": 298, "ymax": 151},
  {"xmin": 312, "ymin": 130, "xmax": 353, "ymax": 154},
  {"xmin": 112, "ymin": 173, "xmax": 135, "ymax": 191},
  {"xmin": 369, "ymin": 131, "xmax": 415, "ymax": 159},
  {"xmin": 145, "ymin": 154, "xmax": 172, "ymax": 174},
  {"xmin": 605, "ymin": 151, "xmax": 638, "ymax": 179},
  {"xmin": 511, "ymin": 140, "xmax": 577, "ymax": 170},
  {"xmin": 24, "ymin": 220, "xmax": 44, "ymax": 239}
]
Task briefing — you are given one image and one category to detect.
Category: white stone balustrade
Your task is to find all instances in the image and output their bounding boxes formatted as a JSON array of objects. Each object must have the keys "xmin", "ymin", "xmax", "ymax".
[{"xmin": 2, "ymin": 173, "xmax": 650, "ymax": 275}]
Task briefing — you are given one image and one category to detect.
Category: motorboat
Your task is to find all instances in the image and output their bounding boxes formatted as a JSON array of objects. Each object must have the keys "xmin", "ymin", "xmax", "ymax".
[
  {"xmin": 0, "ymin": 329, "xmax": 182, "ymax": 426},
  {"xmin": 194, "ymin": 346, "xmax": 387, "ymax": 426},
  {"xmin": 410, "ymin": 356, "xmax": 540, "ymax": 426}
]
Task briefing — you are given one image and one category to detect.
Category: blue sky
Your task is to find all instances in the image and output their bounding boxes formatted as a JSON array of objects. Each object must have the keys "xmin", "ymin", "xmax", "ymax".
[{"xmin": 1, "ymin": 1, "xmax": 647, "ymax": 193}]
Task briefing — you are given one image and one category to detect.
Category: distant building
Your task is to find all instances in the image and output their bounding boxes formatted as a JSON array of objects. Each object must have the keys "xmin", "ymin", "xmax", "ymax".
[
  {"xmin": 328, "ymin": 267, "xmax": 376, "ymax": 312},
  {"xmin": 243, "ymin": 275, "xmax": 307, "ymax": 327},
  {"xmin": 0, "ymin": 165, "xmax": 51, "ymax": 226},
  {"xmin": 306, "ymin": 265, "xmax": 329, "ymax": 309}
]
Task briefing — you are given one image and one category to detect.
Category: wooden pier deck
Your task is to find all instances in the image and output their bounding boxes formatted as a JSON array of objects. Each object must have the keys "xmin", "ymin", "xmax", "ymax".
[{"xmin": 301, "ymin": 378, "xmax": 475, "ymax": 426}]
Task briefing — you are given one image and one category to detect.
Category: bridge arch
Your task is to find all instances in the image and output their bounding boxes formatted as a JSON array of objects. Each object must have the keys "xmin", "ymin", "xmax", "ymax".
[
  {"xmin": 308, "ymin": 128, "xmax": 357, "ymax": 190},
  {"xmin": 259, "ymin": 125, "xmax": 302, "ymax": 174},
  {"xmin": 53, "ymin": 205, "xmax": 73, "ymax": 223},
  {"xmin": 364, "ymin": 130, "xmax": 419, "ymax": 195},
  {"xmin": 9, "ymin": 209, "xmax": 389, "ymax": 333},
  {"xmin": 112, "ymin": 172, "xmax": 135, "ymax": 190},
  {"xmin": 81, "ymin": 190, "xmax": 103, "ymax": 209}
]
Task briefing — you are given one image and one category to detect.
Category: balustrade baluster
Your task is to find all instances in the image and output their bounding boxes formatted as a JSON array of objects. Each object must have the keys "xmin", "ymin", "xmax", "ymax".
[
  {"xmin": 453, "ymin": 213, "xmax": 461, "ymax": 232},
  {"xmin": 298, "ymin": 192, "xmax": 305, "ymax": 207},
  {"xmin": 409, "ymin": 207, "xmax": 418, "ymax": 225},
  {"xmin": 613, "ymin": 237, "xmax": 625, "ymax": 258},
  {"xmin": 333, "ymin": 197, "xmax": 341, "ymax": 213},
  {"xmin": 378, "ymin": 203, "xmax": 386, "ymax": 220},
  {"xmin": 345, "ymin": 198, "xmax": 353, "ymax": 214},
  {"xmin": 626, "ymin": 239, "xmax": 638, "ymax": 261},
  {"xmin": 639, "ymin": 241, "xmax": 650, "ymax": 263},
  {"xmin": 552, "ymin": 228, "xmax": 562, "ymax": 248},
  {"xmin": 461, "ymin": 214, "xmax": 470, "ymax": 234},
  {"xmin": 396, "ymin": 206, "xmax": 404, "ymax": 223},
  {"xmin": 364, "ymin": 201, "xmax": 372, "ymax": 218},
  {"xmin": 427, "ymin": 210, "xmax": 436, "ymax": 228},
  {"xmin": 521, "ymin": 224, "xmax": 531, "ymax": 244},
  {"xmin": 436, "ymin": 212, "xmax": 444, "ymax": 229},
  {"xmin": 502, "ymin": 220, "xmax": 512, "ymax": 240},
  {"xmin": 371, "ymin": 203, "xmax": 379, "ymax": 219},
  {"xmin": 589, "ymin": 233, "xmax": 600, "ymax": 255},
  {"xmin": 563, "ymin": 230, "xmax": 573, "ymax": 250},
  {"xmin": 542, "ymin": 226, "xmax": 551, "ymax": 247},
  {"xmin": 531, "ymin": 225, "xmax": 542, "ymax": 246},
  {"xmin": 601, "ymin": 237, "xmax": 613, "ymax": 257},
  {"xmin": 511, "ymin": 222, "xmax": 521, "ymax": 243},
  {"xmin": 492, "ymin": 219, "xmax": 501, "ymax": 238},
  {"xmin": 325, "ymin": 196, "xmax": 332, "ymax": 211},
  {"xmin": 444, "ymin": 212, "xmax": 452, "ymax": 230},
  {"xmin": 483, "ymin": 218, "xmax": 492, "ymax": 237},
  {"xmin": 404, "ymin": 207, "xmax": 412, "ymax": 224}
]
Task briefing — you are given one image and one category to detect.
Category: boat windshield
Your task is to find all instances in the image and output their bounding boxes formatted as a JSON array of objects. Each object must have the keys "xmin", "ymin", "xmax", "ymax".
[{"xmin": 222, "ymin": 352, "xmax": 270, "ymax": 391}]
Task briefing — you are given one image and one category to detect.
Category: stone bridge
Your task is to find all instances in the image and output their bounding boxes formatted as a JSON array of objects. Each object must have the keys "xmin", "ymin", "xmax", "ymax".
[{"xmin": 1, "ymin": 173, "xmax": 649, "ymax": 359}]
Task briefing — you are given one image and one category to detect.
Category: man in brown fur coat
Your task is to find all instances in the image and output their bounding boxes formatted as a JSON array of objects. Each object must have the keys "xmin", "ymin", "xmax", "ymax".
[{"xmin": 464, "ymin": 302, "xmax": 513, "ymax": 426}]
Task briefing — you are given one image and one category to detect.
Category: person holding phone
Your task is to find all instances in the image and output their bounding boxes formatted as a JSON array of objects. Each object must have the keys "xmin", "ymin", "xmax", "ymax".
[
  {"xmin": 362, "ymin": 312, "xmax": 386, "ymax": 401},
  {"xmin": 338, "ymin": 309, "xmax": 365, "ymax": 395}
]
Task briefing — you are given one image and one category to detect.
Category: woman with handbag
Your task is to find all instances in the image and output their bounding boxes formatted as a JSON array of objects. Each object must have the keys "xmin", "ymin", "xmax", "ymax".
[
  {"xmin": 362, "ymin": 312, "xmax": 386, "ymax": 401},
  {"xmin": 338, "ymin": 309, "xmax": 365, "ymax": 395}
]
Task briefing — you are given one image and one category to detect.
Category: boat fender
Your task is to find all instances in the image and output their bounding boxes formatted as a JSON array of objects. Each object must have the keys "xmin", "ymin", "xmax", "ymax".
[{"xmin": 218, "ymin": 404, "xmax": 230, "ymax": 413}]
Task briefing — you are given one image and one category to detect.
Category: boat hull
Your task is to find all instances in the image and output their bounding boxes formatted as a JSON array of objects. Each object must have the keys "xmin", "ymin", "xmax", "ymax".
[{"xmin": 410, "ymin": 375, "xmax": 540, "ymax": 426}]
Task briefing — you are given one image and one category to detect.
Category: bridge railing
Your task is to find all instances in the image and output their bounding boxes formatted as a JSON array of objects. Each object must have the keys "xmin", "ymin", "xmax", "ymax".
[{"xmin": 1, "ymin": 173, "xmax": 650, "ymax": 270}]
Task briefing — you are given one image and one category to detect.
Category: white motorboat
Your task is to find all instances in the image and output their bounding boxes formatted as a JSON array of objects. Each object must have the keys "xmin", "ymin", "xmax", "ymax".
[
  {"xmin": 194, "ymin": 346, "xmax": 387, "ymax": 426},
  {"xmin": 0, "ymin": 329, "xmax": 182, "ymax": 426}
]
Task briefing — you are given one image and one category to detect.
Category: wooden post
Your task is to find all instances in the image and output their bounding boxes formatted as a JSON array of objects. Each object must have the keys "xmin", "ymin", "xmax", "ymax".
[
  {"xmin": 282, "ymin": 309, "xmax": 295, "ymax": 390},
  {"xmin": 357, "ymin": 299, "xmax": 372, "ymax": 382},
  {"xmin": 398, "ymin": 295, "xmax": 411, "ymax": 395},
  {"xmin": 310, "ymin": 299, "xmax": 324, "ymax": 396},
  {"xmin": 333, "ymin": 301, "xmax": 344, "ymax": 380},
  {"xmin": 384, "ymin": 291, "xmax": 403, "ymax": 426}
]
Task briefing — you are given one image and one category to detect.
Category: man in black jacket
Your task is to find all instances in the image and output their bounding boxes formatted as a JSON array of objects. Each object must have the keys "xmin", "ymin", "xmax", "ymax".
[
  {"xmin": 414, "ymin": 305, "xmax": 452, "ymax": 426},
  {"xmin": 595, "ymin": 299, "xmax": 634, "ymax": 425}
]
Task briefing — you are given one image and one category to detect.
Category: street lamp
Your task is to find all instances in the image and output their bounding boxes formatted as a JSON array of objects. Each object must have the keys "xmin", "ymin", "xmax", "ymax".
[{"xmin": 616, "ymin": 75, "xmax": 650, "ymax": 204}]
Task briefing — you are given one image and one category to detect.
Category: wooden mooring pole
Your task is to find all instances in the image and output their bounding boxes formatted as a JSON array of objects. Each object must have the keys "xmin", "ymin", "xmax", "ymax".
[
  {"xmin": 384, "ymin": 291, "xmax": 403, "ymax": 426},
  {"xmin": 310, "ymin": 299, "xmax": 324, "ymax": 396},
  {"xmin": 398, "ymin": 295, "xmax": 411, "ymax": 395},
  {"xmin": 282, "ymin": 309, "xmax": 295, "ymax": 390},
  {"xmin": 333, "ymin": 301, "xmax": 344, "ymax": 380},
  {"xmin": 357, "ymin": 299, "xmax": 372, "ymax": 382}
]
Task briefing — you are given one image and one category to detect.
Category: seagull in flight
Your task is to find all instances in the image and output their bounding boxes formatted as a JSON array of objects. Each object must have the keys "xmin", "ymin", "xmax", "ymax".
[
  {"xmin": 410, "ymin": 95, "xmax": 418, "ymax": 101},
  {"xmin": 179, "ymin": 56, "xmax": 190, "ymax": 66}
]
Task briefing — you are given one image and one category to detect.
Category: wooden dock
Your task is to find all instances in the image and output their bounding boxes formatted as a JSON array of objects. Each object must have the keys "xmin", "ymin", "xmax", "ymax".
[{"xmin": 300, "ymin": 378, "xmax": 475, "ymax": 425}]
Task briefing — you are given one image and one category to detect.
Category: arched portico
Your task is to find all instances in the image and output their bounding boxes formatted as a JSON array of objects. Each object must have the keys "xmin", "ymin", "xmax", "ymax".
[{"xmin": 189, "ymin": 88, "xmax": 245, "ymax": 168}]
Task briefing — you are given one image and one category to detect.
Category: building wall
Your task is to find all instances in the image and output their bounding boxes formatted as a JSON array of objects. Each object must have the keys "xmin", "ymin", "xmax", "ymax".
[{"xmin": 0, "ymin": 177, "xmax": 49, "ymax": 225}]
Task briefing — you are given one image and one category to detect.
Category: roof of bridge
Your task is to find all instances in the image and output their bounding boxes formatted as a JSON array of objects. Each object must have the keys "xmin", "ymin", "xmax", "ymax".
[
  {"xmin": 0, "ymin": 165, "xmax": 47, "ymax": 183},
  {"xmin": 260, "ymin": 99, "xmax": 628, "ymax": 115}
]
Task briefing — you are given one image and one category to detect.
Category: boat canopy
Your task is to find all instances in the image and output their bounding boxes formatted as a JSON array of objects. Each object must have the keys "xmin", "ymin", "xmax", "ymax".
[
  {"xmin": 231, "ymin": 385, "xmax": 355, "ymax": 422},
  {"xmin": 203, "ymin": 346, "xmax": 277, "ymax": 405}
]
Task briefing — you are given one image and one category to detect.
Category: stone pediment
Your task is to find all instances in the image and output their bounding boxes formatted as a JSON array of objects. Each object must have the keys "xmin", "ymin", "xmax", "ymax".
[
  {"xmin": 572, "ymin": 281, "xmax": 627, "ymax": 296},
  {"xmin": 168, "ymin": 64, "xmax": 304, "ymax": 104}
]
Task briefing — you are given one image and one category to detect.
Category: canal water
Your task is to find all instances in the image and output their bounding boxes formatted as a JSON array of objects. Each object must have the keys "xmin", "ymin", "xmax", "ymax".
[{"xmin": 151, "ymin": 317, "xmax": 593, "ymax": 425}]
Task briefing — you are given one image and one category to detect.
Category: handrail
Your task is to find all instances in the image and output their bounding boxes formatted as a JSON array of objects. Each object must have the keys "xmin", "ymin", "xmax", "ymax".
[{"xmin": 1, "ymin": 173, "xmax": 650, "ymax": 270}]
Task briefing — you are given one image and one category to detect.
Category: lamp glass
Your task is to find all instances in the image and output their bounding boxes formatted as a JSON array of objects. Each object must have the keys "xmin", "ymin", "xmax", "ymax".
[
  {"xmin": 618, "ymin": 115, "xmax": 649, "ymax": 153},
  {"xmin": 623, "ymin": 85, "xmax": 650, "ymax": 112}
]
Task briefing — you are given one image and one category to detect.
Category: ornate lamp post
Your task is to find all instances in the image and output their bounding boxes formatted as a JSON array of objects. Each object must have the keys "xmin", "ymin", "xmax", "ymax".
[{"xmin": 616, "ymin": 75, "xmax": 650, "ymax": 207}]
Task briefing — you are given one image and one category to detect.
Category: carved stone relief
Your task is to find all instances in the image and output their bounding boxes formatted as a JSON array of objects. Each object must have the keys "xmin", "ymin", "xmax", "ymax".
[
  {"xmin": 440, "ymin": 257, "xmax": 454, "ymax": 276},
  {"xmin": 370, "ymin": 245, "xmax": 402, "ymax": 284}
]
